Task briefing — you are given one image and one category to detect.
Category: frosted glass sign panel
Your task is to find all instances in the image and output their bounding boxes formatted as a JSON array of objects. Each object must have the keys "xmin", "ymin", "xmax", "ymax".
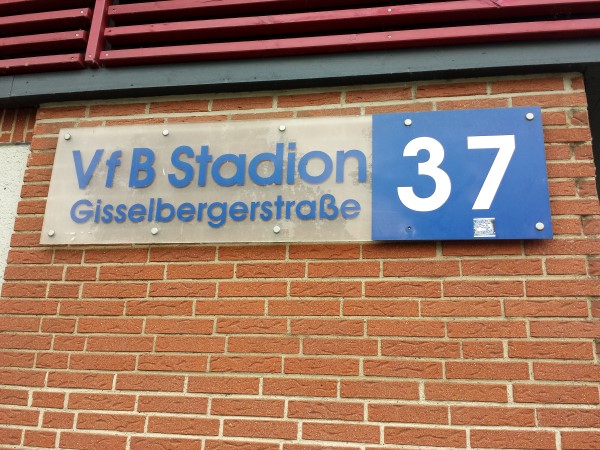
[{"xmin": 41, "ymin": 118, "xmax": 373, "ymax": 244}]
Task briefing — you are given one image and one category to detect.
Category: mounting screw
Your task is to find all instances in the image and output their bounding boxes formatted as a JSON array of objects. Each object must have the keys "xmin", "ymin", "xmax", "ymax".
[
  {"xmin": 404, "ymin": 119, "xmax": 412, "ymax": 126},
  {"xmin": 388, "ymin": 8, "xmax": 392, "ymax": 11},
  {"xmin": 278, "ymin": 125, "xmax": 286, "ymax": 132},
  {"xmin": 526, "ymin": 112, "xmax": 535, "ymax": 121},
  {"xmin": 162, "ymin": 129, "xmax": 169, "ymax": 136},
  {"xmin": 151, "ymin": 227, "xmax": 159, "ymax": 235},
  {"xmin": 47, "ymin": 230, "xmax": 55, "ymax": 237},
  {"xmin": 64, "ymin": 133, "xmax": 71, "ymax": 140},
  {"xmin": 273, "ymin": 225, "xmax": 281, "ymax": 234},
  {"xmin": 535, "ymin": 222, "xmax": 545, "ymax": 231}
]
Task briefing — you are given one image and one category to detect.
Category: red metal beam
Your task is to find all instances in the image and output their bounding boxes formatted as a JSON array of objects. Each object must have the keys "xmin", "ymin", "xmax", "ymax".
[
  {"xmin": 0, "ymin": 31, "xmax": 88, "ymax": 57},
  {"xmin": 0, "ymin": 8, "xmax": 92, "ymax": 36},
  {"xmin": 107, "ymin": 0, "xmax": 379, "ymax": 24},
  {"xmin": 105, "ymin": 1, "xmax": 499, "ymax": 46},
  {"xmin": 85, "ymin": 0, "xmax": 110, "ymax": 67},
  {"xmin": 0, "ymin": 0, "xmax": 93, "ymax": 16},
  {"xmin": 0, "ymin": 53, "xmax": 85, "ymax": 75},
  {"xmin": 99, "ymin": 18, "xmax": 600, "ymax": 67}
]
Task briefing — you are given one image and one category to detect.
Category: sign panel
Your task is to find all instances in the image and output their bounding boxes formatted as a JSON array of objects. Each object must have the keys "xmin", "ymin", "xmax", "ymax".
[
  {"xmin": 41, "ymin": 108, "xmax": 552, "ymax": 244},
  {"xmin": 372, "ymin": 107, "xmax": 552, "ymax": 240}
]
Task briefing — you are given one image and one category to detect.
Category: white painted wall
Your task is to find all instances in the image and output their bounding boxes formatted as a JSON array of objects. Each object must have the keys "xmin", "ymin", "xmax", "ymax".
[{"xmin": 0, "ymin": 145, "xmax": 30, "ymax": 287}]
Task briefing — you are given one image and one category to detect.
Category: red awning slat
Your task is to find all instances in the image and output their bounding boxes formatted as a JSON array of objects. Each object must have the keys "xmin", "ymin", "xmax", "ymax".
[
  {"xmin": 99, "ymin": 18, "xmax": 600, "ymax": 67},
  {"xmin": 0, "ymin": 8, "xmax": 92, "ymax": 36},
  {"xmin": 0, "ymin": 30, "xmax": 88, "ymax": 57},
  {"xmin": 0, "ymin": 0, "xmax": 93, "ymax": 16},
  {"xmin": 0, "ymin": 53, "xmax": 84, "ymax": 75}
]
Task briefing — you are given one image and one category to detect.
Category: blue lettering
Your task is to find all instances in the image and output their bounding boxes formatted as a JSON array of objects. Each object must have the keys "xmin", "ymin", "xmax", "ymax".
[
  {"xmin": 319, "ymin": 194, "xmax": 338, "ymax": 219},
  {"xmin": 336, "ymin": 150, "xmax": 367, "ymax": 183},
  {"xmin": 128, "ymin": 203, "xmax": 147, "ymax": 223},
  {"xmin": 212, "ymin": 154, "xmax": 246, "ymax": 187},
  {"xmin": 248, "ymin": 143, "xmax": 283, "ymax": 186},
  {"xmin": 230, "ymin": 201, "xmax": 248, "ymax": 221},
  {"xmin": 169, "ymin": 145, "xmax": 195, "ymax": 188},
  {"xmin": 298, "ymin": 151, "xmax": 333, "ymax": 184},
  {"xmin": 207, "ymin": 202, "xmax": 227, "ymax": 228},
  {"xmin": 296, "ymin": 200, "xmax": 316, "ymax": 220},
  {"xmin": 340, "ymin": 199, "xmax": 361, "ymax": 219},
  {"xmin": 177, "ymin": 203, "xmax": 196, "ymax": 222},
  {"xmin": 156, "ymin": 197, "xmax": 175, "ymax": 222},
  {"xmin": 72, "ymin": 149, "xmax": 103, "ymax": 189},
  {"xmin": 70, "ymin": 199, "xmax": 93, "ymax": 223},
  {"xmin": 129, "ymin": 148, "xmax": 156, "ymax": 188}
]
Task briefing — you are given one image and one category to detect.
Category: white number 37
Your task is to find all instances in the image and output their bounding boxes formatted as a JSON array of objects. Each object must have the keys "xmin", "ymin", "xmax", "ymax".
[{"xmin": 397, "ymin": 135, "xmax": 515, "ymax": 212}]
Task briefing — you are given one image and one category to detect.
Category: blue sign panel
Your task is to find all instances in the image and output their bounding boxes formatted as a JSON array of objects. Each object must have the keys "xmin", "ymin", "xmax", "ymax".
[{"xmin": 372, "ymin": 107, "xmax": 552, "ymax": 240}]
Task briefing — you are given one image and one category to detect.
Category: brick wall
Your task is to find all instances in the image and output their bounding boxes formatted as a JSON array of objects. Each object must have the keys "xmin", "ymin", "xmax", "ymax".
[{"xmin": 1, "ymin": 73, "xmax": 599, "ymax": 449}]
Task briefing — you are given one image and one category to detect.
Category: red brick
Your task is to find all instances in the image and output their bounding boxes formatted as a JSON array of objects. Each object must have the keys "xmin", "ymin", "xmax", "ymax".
[
  {"xmin": 167, "ymin": 263, "xmax": 233, "ymax": 279},
  {"xmin": 126, "ymin": 299, "xmax": 193, "ymax": 316},
  {"xmin": 219, "ymin": 245, "xmax": 285, "ymax": 260},
  {"xmin": 343, "ymin": 299, "xmax": 418, "ymax": 317},
  {"xmin": 562, "ymin": 431, "xmax": 600, "ymax": 449},
  {"xmin": 383, "ymin": 260, "xmax": 460, "ymax": 277},
  {"xmin": 24, "ymin": 430, "xmax": 55, "ymax": 448},
  {"xmin": 446, "ymin": 362, "xmax": 530, "ymax": 380},
  {"xmin": 131, "ymin": 437, "xmax": 202, "ymax": 450},
  {"xmin": 579, "ymin": 180, "xmax": 598, "ymax": 197},
  {"xmin": 82, "ymin": 282, "xmax": 147, "ymax": 298},
  {"xmin": 85, "ymin": 248, "xmax": 148, "ymax": 263},
  {"xmin": 188, "ymin": 376, "xmax": 259, "ymax": 395},
  {"xmin": 37, "ymin": 105, "xmax": 87, "ymax": 120},
  {"xmin": 369, "ymin": 403, "xmax": 448, "ymax": 424},
  {"xmin": 65, "ymin": 266, "xmax": 97, "ymax": 281},
  {"xmin": 148, "ymin": 415, "xmax": 220, "ymax": 435},
  {"xmin": 463, "ymin": 341, "xmax": 504, "ymax": 358},
  {"xmin": 417, "ymin": 81, "xmax": 487, "ymax": 98},
  {"xmin": 289, "ymin": 243, "xmax": 360, "ymax": 260},
  {"xmin": 368, "ymin": 320, "xmax": 445, "ymax": 337},
  {"xmin": 425, "ymin": 382, "xmax": 507, "ymax": 402},
  {"xmin": 138, "ymin": 395, "xmax": 208, "ymax": 414},
  {"xmin": 232, "ymin": 111, "xmax": 294, "ymax": 121},
  {"xmin": 138, "ymin": 355, "xmax": 208, "ymax": 372},
  {"xmin": 86, "ymin": 336, "xmax": 154, "ymax": 352},
  {"xmin": 228, "ymin": 336, "xmax": 299, "ymax": 354},
  {"xmin": 217, "ymin": 318, "xmax": 287, "ymax": 334},
  {"xmin": 36, "ymin": 352, "xmax": 69, "ymax": 369},
  {"xmin": 437, "ymin": 98, "xmax": 509, "ymax": 110},
  {"xmin": 547, "ymin": 257, "xmax": 587, "ymax": 275},
  {"xmin": 442, "ymin": 241, "xmax": 522, "ymax": 256},
  {"xmin": 0, "ymin": 351, "xmax": 34, "ymax": 368},
  {"xmin": 304, "ymin": 338, "xmax": 378, "ymax": 356},
  {"xmin": 530, "ymin": 320, "xmax": 600, "ymax": 338},
  {"xmin": 262, "ymin": 378, "xmax": 337, "ymax": 397},
  {"xmin": 149, "ymin": 99, "xmax": 209, "ymax": 113},
  {"xmin": 269, "ymin": 300, "xmax": 340, "ymax": 316},
  {"xmin": 470, "ymin": 429, "xmax": 556, "ymax": 449},
  {"xmin": 528, "ymin": 279, "xmax": 600, "ymax": 296},
  {"xmin": 0, "ymin": 388, "xmax": 28, "ymax": 406},
  {"xmin": 534, "ymin": 362, "xmax": 600, "ymax": 381},
  {"xmin": 223, "ymin": 419, "xmax": 297, "ymax": 439},
  {"xmin": 54, "ymin": 249, "xmax": 83, "ymax": 264},
  {"xmin": 462, "ymin": 258, "xmax": 542, "ymax": 275},
  {"xmin": 53, "ymin": 335, "xmax": 85, "ymax": 351},
  {"xmin": 60, "ymin": 432, "xmax": 127, "ymax": 450},
  {"xmin": 0, "ymin": 316, "xmax": 39, "ymax": 332},
  {"xmin": 421, "ymin": 300, "xmax": 501, "ymax": 317},
  {"xmin": 219, "ymin": 281, "xmax": 286, "ymax": 297},
  {"xmin": 41, "ymin": 410, "xmax": 74, "ymax": 428},
  {"xmin": 452, "ymin": 406, "xmax": 535, "ymax": 426},
  {"xmin": 286, "ymin": 443, "xmax": 358, "ymax": 450},
  {"xmin": 155, "ymin": 336, "xmax": 224, "ymax": 353},
  {"xmin": 116, "ymin": 374, "xmax": 184, "ymax": 391},
  {"xmin": 278, "ymin": 92, "xmax": 341, "ymax": 107},
  {"xmin": 197, "ymin": 299, "xmax": 264, "ymax": 316},
  {"xmin": 145, "ymin": 318, "xmax": 213, "ymax": 334},
  {"xmin": 490, "ymin": 76, "xmax": 565, "ymax": 93},
  {"xmin": 537, "ymin": 407, "xmax": 600, "ymax": 427},
  {"xmin": 448, "ymin": 320, "xmax": 526, "ymax": 338},
  {"xmin": 77, "ymin": 317, "xmax": 143, "ymax": 334},
  {"xmin": 381, "ymin": 339, "xmax": 460, "ymax": 358},
  {"xmin": 70, "ymin": 353, "xmax": 135, "ymax": 371},
  {"xmin": 365, "ymin": 281, "xmax": 441, "ymax": 297},
  {"xmin": 68, "ymin": 393, "xmax": 136, "ymax": 411},
  {"xmin": 346, "ymin": 86, "xmax": 412, "ymax": 103},
  {"xmin": 362, "ymin": 242, "xmax": 436, "ymax": 258},
  {"xmin": 1, "ymin": 282, "xmax": 46, "ymax": 298},
  {"xmin": 47, "ymin": 372, "xmax": 113, "ymax": 390},
  {"xmin": 302, "ymin": 422, "xmax": 379, "ymax": 443},
  {"xmin": 526, "ymin": 238, "xmax": 600, "ymax": 255},
  {"xmin": 509, "ymin": 341, "xmax": 593, "ymax": 360},
  {"xmin": 0, "ymin": 408, "xmax": 38, "ymax": 426},
  {"xmin": 296, "ymin": 107, "xmax": 361, "ymax": 117},
  {"xmin": 60, "ymin": 300, "xmax": 125, "ymax": 316},
  {"xmin": 513, "ymin": 384, "xmax": 599, "ymax": 404},
  {"xmin": 99, "ymin": 264, "xmax": 165, "ymax": 280},
  {"xmin": 365, "ymin": 102, "xmax": 433, "ymax": 114},
  {"xmin": 0, "ymin": 333, "xmax": 51, "ymax": 350},
  {"xmin": 149, "ymin": 281, "xmax": 215, "ymax": 297},
  {"xmin": 547, "ymin": 161, "xmax": 596, "ymax": 177},
  {"xmin": 88, "ymin": 103, "xmax": 146, "ymax": 117},
  {"xmin": 212, "ymin": 96, "xmax": 273, "ymax": 111},
  {"xmin": 444, "ymin": 280, "xmax": 523, "ymax": 297},
  {"xmin": 211, "ymin": 356, "xmax": 282, "ymax": 373},
  {"xmin": 290, "ymin": 318, "xmax": 364, "ymax": 335},
  {"xmin": 309, "ymin": 261, "xmax": 380, "ymax": 277},
  {"xmin": 363, "ymin": 360, "xmax": 442, "ymax": 378},
  {"xmin": 3, "ymin": 265, "xmax": 62, "ymax": 281},
  {"xmin": 77, "ymin": 412, "xmax": 144, "ymax": 432},
  {"xmin": 150, "ymin": 246, "xmax": 215, "ymax": 261},
  {"xmin": 237, "ymin": 262, "xmax": 305, "ymax": 278},
  {"xmin": 284, "ymin": 357, "xmax": 358, "ymax": 376},
  {"xmin": 211, "ymin": 398, "xmax": 284, "ymax": 417},
  {"xmin": 341, "ymin": 380, "xmax": 419, "ymax": 400},
  {"xmin": 290, "ymin": 281, "xmax": 361, "ymax": 297},
  {"xmin": 47, "ymin": 283, "xmax": 79, "ymax": 298},
  {"xmin": 385, "ymin": 426, "xmax": 466, "ymax": 448}
]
